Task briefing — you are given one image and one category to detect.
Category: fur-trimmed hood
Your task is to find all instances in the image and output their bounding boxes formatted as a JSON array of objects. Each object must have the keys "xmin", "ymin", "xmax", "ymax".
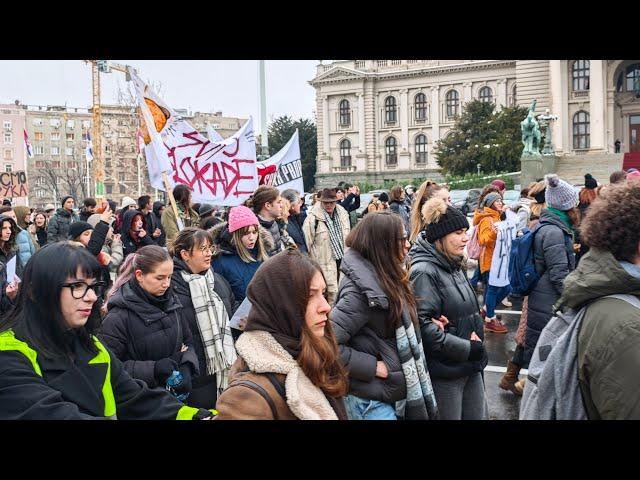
[
  {"xmin": 234, "ymin": 330, "xmax": 338, "ymax": 420},
  {"xmin": 209, "ymin": 221, "xmax": 274, "ymax": 256}
]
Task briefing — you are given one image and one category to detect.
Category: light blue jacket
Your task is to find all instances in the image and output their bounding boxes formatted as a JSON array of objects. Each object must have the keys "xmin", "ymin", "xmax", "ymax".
[{"xmin": 15, "ymin": 228, "xmax": 36, "ymax": 267}]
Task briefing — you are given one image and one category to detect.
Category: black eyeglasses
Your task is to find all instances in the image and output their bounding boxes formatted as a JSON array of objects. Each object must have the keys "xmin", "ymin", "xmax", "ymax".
[{"xmin": 61, "ymin": 281, "xmax": 107, "ymax": 299}]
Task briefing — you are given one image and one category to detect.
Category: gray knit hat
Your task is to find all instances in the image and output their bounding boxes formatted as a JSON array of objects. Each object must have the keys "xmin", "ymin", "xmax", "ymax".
[
  {"xmin": 544, "ymin": 174, "xmax": 578, "ymax": 211},
  {"xmin": 482, "ymin": 192, "xmax": 501, "ymax": 209}
]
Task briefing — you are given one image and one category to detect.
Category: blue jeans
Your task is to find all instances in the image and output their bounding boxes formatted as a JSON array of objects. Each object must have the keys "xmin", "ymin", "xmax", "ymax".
[
  {"xmin": 470, "ymin": 265, "xmax": 481, "ymax": 288},
  {"xmin": 485, "ymin": 284, "xmax": 511, "ymax": 318},
  {"xmin": 344, "ymin": 395, "xmax": 397, "ymax": 420}
]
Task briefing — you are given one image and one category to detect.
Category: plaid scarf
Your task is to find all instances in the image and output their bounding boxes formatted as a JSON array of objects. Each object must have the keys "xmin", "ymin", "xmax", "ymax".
[
  {"xmin": 395, "ymin": 310, "xmax": 439, "ymax": 420},
  {"xmin": 180, "ymin": 269, "xmax": 237, "ymax": 396},
  {"xmin": 322, "ymin": 209, "xmax": 344, "ymax": 261}
]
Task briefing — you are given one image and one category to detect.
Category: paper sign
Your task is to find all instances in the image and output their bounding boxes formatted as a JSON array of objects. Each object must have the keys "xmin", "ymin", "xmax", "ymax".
[
  {"xmin": 6, "ymin": 256, "xmax": 16, "ymax": 284},
  {"xmin": 229, "ymin": 297, "xmax": 252, "ymax": 330}
]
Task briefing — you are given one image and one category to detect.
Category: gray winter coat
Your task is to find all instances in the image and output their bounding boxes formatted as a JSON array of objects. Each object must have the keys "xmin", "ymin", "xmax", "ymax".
[
  {"xmin": 330, "ymin": 248, "xmax": 406, "ymax": 404},
  {"xmin": 524, "ymin": 210, "xmax": 575, "ymax": 364},
  {"xmin": 47, "ymin": 208, "xmax": 79, "ymax": 244},
  {"xmin": 409, "ymin": 232, "xmax": 487, "ymax": 379}
]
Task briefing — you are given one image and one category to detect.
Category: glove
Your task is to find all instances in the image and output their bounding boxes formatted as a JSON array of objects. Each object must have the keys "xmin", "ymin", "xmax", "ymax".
[
  {"xmin": 174, "ymin": 364, "xmax": 193, "ymax": 395},
  {"xmin": 468, "ymin": 340, "xmax": 485, "ymax": 361},
  {"xmin": 154, "ymin": 358, "xmax": 178, "ymax": 384}
]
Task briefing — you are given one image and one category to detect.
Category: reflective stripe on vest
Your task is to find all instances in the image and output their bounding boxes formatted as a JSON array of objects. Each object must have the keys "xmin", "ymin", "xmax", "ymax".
[
  {"xmin": 176, "ymin": 405, "xmax": 202, "ymax": 420},
  {"xmin": 0, "ymin": 330, "xmax": 42, "ymax": 376},
  {"xmin": 0, "ymin": 330, "xmax": 116, "ymax": 418},
  {"xmin": 88, "ymin": 335, "xmax": 117, "ymax": 418}
]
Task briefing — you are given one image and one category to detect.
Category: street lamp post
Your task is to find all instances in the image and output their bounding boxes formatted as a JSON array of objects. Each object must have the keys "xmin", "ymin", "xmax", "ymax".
[{"xmin": 477, "ymin": 163, "xmax": 482, "ymax": 175}]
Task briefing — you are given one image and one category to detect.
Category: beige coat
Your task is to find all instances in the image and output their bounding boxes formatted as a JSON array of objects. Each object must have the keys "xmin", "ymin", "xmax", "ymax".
[
  {"xmin": 161, "ymin": 204, "xmax": 199, "ymax": 249},
  {"xmin": 302, "ymin": 203, "xmax": 350, "ymax": 303},
  {"xmin": 215, "ymin": 331, "xmax": 342, "ymax": 420}
]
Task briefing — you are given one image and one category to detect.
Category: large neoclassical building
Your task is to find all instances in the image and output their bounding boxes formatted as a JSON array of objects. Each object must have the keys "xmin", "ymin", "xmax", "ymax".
[{"xmin": 309, "ymin": 60, "xmax": 640, "ymax": 187}]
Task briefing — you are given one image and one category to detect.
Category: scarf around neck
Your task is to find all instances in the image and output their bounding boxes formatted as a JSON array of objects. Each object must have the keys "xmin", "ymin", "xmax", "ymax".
[
  {"xmin": 129, "ymin": 278, "xmax": 172, "ymax": 312},
  {"xmin": 180, "ymin": 268, "xmax": 237, "ymax": 395},
  {"xmin": 546, "ymin": 207, "xmax": 574, "ymax": 232},
  {"xmin": 322, "ymin": 209, "xmax": 344, "ymax": 261}
]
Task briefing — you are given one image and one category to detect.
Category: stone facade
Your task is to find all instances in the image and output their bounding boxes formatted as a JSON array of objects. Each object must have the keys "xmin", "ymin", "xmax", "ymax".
[{"xmin": 310, "ymin": 60, "xmax": 640, "ymax": 188}]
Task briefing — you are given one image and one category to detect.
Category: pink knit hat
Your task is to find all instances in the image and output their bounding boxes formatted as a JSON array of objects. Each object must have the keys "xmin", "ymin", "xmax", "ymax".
[{"xmin": 228, "ymin": 205, "xmax": 259, "ymax": 233}]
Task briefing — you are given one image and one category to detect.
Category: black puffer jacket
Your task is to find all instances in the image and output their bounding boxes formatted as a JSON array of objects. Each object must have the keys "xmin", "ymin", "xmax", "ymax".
[
  {"xmin": 389, "ymin": 200, "xmax": 411, "ymax": 235},
  {"xmin": 120, "ymin": 209, "xmax": 155, "ymax": 259},
  {"xmin": 330, "ymin": 248, "xmax": 406, "ymax": 404},
  {"xmin": 525, "ymin": 209, "xmax": 575, "ymax": 363},
  {"xmin": 409, "ymin": 232, "xmax": 487, "ymax": 379},
  {"xmin": 286, "ymin": 213, "xmax": 308, "ymax": 253},
  {"xmin": 171, "ymin": 257, "xmax": 239, "ymax": 378},
  {"xmin": 152, "ymin": 201, "xmax": 167, "ymax": 248},
  {"xmin": 47, "ymin": 208, "xmax": 79, "ymax": 244},
  {"xmin": 99, "ymin": 280, "xmax": 199, "ymax": 388}
]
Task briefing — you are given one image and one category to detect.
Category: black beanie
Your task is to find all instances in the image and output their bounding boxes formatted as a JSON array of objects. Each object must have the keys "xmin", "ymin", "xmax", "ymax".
[
  {"xmin": 378, "ymin": 192, "xmax": 389, "ymax": 203},
  {"xmin": 424, "ymin": 206, "xmax": 469, "ymax": 243},
  {"xmin": 61, "ymin": 195, "xmax": 74, "ymax": 208},
  {"xmin": 68, "ymin": 221, "xmax": 93, "ymax": 240},
  {"xmin": 584, "ymin": 173, "xmax": 597, "ymax": 190}
]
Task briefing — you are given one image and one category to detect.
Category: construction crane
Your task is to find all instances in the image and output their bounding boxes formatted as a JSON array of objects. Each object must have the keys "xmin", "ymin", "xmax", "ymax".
[{"xmin": 84, "ymin": 60, "xmax": 135, "ymax": 200}]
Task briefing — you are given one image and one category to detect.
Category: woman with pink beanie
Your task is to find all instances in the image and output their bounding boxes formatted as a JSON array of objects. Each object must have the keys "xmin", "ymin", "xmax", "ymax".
[{"xmin": 211, "ymin": 205, "xmax": 271, "ymax": 302}]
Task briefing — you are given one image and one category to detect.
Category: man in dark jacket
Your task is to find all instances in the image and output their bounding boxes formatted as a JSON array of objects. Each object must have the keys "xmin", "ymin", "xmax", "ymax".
[
  {"xmin": 555, "ymin": 183, "xmax": 640, "ymax": 419},
  {"xmin": 79, "ymin": 198, "xmax": 97, "ymax": 222},
  {"xmin": 281, "ymin": 189, "xmax": 308, "ymax": 253},
  {"xmin": 152, "ymin": 201, "xmax": 167, "ymax": 247},
  {"xmin": 47, "ymin": 196, "xmax": 79, "ymax": 243},
  {"xmin": 138, "ymin": 195, "xmax": 163, "ymax": 245}
]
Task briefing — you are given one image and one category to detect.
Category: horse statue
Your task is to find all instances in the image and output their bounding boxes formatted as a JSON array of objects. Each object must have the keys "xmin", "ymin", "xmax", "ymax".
[{"xmin": 521, "ymin": 99, "xmax": 542, "ymax": 156}]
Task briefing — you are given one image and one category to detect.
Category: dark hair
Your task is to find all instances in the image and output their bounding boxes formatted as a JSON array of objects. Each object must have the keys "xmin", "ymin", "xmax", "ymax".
[
  {"xmin": 580, "ymin": 183, "xmax": 640, "ymax": 262},
  {"xmin": 0, "ymin": 206, "xmax": 12, "ymax": 215},
  {"xmin": 479, "ymin": 184, "xmax": 500, "ymax": 206},
  {"xmin": 172, "ymin": 184, "xmax": 192, "ymax": 209},
  {"xmin": 246, "ymin": 186, "xmax": 280, "ymax": 214},
  {"xmin": 201, "ymin": 216, "xmax": 222, "ymax": 231},
  {"xmin": 389, "ymin": 185, "xmax": 404, "ymax": 203},
  {"xmin": 346, "ymin": 211, "xmax": 417, "ymax": 333},
  {"xmin": 106, "ymin": 245, "xmax": 171, "ymax": 308},
  {"xmin": 170, "ymin": 227, "xmax": 213, "ymax": 260},
  {"xmin": 579, "ymin": 187, "xmax": 597, "ymax": 206},
  {"xmin": 0, "ymin": 243, "xmax": 103, "ymax": 358},
  {"xmin": 0, "ymin": 216, "xmax": 17, "ymax": 256},
  {"xmin": 609, "ymin": 170, "xmax": 627, "ymax": 185},
  {"xmin": 83, "ymin": 198, "xmax": 97, "ymax": 208},
  {"xmin": 137, "ymin": 195, "xmax": 151, "ymax": 210}
]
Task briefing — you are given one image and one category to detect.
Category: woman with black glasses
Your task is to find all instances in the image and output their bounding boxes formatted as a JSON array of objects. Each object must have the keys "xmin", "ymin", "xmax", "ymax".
[
  {"xmin": 100, "ymin": 245, "xmax": 200, "ymax": 405},
  {"xmin": 0, "ymin": 243, "xmax": 212, "ymax": 419}
]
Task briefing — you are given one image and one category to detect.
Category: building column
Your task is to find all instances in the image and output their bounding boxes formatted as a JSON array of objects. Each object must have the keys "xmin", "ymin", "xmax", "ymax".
[
  {"xmin": 606, "ymin": 87, "xmax": 616, "ymax": 153},
  {"xmin": 357, "ymin": 91, "xmax": 365, "ymax": 153},
  {"xmin": 496, "ymin": 79, "xmax": 507, "ymax": 109},
  {"xmin": 550, "ymin": 60, "xmax": 569, "ymax": 154},
  {"xmin": 588, "ymin": 60, "xmax": 605, "ymax": 151},
  {"xmin": 430, "ymin": 86, "xmax": 440, "ymax": 167},
  {"xmin": 462, "ymin": 82, "xmax": 473, "ymax": 104},
  {"xmin": 400, "ymin": 89, "xmax": 409, "ymax": 151},
  {"xmin": 322, "ymin": 95, "xmax": 330, "ymax": 159}
]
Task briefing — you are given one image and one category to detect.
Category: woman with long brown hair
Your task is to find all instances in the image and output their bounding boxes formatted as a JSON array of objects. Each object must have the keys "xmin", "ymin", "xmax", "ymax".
[
  {"xmin": 215, "ymin": 250, "xmax": 349, "ymax": 419},
  {"xmin": 331, "ymin": 211, "xmax": 438, "ymax": 419},
  {"xmin": 410, "ymin": 181, "xmax": 451, "ymax": 243}
]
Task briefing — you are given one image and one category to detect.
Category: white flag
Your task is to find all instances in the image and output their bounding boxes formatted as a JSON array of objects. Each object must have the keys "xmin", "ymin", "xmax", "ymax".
[
  {"xmin": 257, "ymin": 129, "xmax": 304, "ymax": 195},
  {"xmin": 130, "ymin": 68, "xmax": 258, "ymax": 206},
  {"xmin": 206, "ymin": 123, "xmax": 224, "ymax": 142},
  {"xmin": 489, "ymin": 210, "xmax": 518, "ymax": 287},
  {"xmin": 85, "ymin": 131, "xmax": 94, "ymax": 161}
]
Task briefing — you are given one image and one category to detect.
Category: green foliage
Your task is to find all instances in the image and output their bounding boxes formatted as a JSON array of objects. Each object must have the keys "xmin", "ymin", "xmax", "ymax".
[
  {"xmin": 433, "ymin": 100, "xmax": 530, "ymax": 176},
  {"xmin": 267, "ymin": 116, "xmax": 317, "ymax": 191},
  {"xmin": 444, "ymin": 171, "xmax": 516, "ymax": 190}
]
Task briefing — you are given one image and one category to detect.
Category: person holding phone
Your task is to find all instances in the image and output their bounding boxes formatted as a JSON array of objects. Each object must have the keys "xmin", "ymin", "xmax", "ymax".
[{"xmin": 120, "ymin": 208, "xmax": 155, "ymax": 259}]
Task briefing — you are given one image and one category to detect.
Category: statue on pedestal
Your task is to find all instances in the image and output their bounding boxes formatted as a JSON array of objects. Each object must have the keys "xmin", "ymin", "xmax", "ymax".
[
  {"xmin": 537, "ymin": 108, "xmax": 558, "ymax": 155},
  {"xmin": 521, "ymin": 100, "xmax": 542, "ymax": 156}
]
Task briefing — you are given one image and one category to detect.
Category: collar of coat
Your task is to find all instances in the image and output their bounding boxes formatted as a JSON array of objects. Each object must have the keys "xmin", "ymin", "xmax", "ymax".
[
  {"xmin": 234, "ymin": 330, "xmax": 338, "ymax": 420},
  {"xmin": 340, "ymin": 248, "xmax": 389, "ymax": 309}
]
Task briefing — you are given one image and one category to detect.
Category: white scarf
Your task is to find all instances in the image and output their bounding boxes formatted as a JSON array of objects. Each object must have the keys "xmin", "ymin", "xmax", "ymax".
[{"xmin": 180, "ymin": 269, "xmax": 237, "ymax": 395}]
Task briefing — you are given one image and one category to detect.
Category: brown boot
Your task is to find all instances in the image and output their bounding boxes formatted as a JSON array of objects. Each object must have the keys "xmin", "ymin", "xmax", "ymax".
[{"xmin": 499, "ymin": 361, "xmax": 522, "ymax": 395}]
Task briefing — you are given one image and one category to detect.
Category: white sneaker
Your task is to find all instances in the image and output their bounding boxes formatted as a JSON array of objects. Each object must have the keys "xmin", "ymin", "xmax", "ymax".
[{"xmin": 501, "ymin": 298, "xmax": 513, "ymax": 308}]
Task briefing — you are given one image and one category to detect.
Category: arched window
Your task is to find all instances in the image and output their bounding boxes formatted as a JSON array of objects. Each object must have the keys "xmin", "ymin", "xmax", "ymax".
[
  {"xmin": 479, "ymin": 86, "xmax": 493, "ymax": 103},
  {"xmin": 414, "ymin": 93, "xmax": 427, "ymax": 121},
  {"xmin": 385, "ymin": 136, "xmax": 397, "ymax": 165},
  {"xmin": 415, "ymin": 134, "xmax": 428, "ymax": 164},
  {"xmin": 446, "ymin": 90, "xmax": 459, "ymax": 119},
  {"xmin": 573, "ymin": 111, "xmax": 590, "ymax": 149},
  {"xmin": 339, "ymin": 99, "xmax": 351, "ymax": 126},
  {"xmin": 626, "ymin": 63, "xmax": 640, "ymax": 92},
  {"xmin": 339, "ymin": 139, "xmax": 351, "ymax": 167},
  {"xmin": 572, "ymin": 60, "xmax": 590, "ymax": 91},
  {"xmin": 385, "ymin": 96, "xmax": 397, "ymax": 124}
]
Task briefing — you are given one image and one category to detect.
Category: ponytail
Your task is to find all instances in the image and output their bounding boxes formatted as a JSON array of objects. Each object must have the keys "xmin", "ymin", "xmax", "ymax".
[{"xmin": 104, "ymin": 253, "xmax": 138, "ymax": 309}]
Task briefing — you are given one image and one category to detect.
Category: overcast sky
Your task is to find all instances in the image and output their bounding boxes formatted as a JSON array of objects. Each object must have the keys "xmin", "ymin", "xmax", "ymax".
[{"xmin": 0, "ymin": 60, "xmax": 320, "ymax": 127}]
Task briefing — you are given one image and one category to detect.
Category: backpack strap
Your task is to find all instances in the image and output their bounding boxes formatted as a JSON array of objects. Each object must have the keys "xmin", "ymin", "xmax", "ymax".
[
  {"xmin": 228, "ymin": 379, "xmax": 280, "ymax": 420},
  {"xmin": 265, "ymin": 372, "xmax": 287, "ymax": 402}
]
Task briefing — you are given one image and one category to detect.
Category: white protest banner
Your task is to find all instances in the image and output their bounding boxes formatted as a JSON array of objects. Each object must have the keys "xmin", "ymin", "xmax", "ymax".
[
  {"xmin": 130, "ymin": 69, "xmax": 258, "ymax": 206},
  {"xmin": 257, "ymin": 129, "xmax": 304, "ymax": 195},
  {"xmin": 206, "ymin": 123, "xmax": 224, "ymax": 142},
  {"xmin": 488, "ymin": 209, "xmax": 518, "ymax": 287}
]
